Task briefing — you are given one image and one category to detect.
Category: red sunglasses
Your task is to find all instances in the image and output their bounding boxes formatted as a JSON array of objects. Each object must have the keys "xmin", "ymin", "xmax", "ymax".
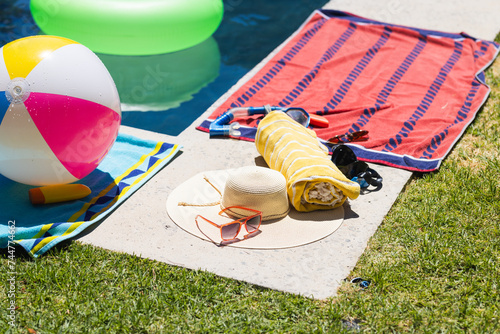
[
  {"xmin": 327, "ymin": 130, "xmax": 369, "ymax": 144},
  {"xmin": 195, "ymin": 206, "xmax": 262, "ymax": 241}
]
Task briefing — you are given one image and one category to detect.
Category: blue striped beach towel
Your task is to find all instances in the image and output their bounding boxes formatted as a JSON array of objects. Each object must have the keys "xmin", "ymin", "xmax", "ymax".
[
  {"xmin": 0, "ymin": 133, "xmax": 181, "ymax": 257},
  {"xmin": 198, "ymin": 9, "xmax": 499, "ymax": 172}
]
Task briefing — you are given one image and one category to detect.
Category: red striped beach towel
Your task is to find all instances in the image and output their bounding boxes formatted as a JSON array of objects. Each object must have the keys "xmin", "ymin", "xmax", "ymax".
[{"xmin": 198, "ymin": 9, "xmax": 499, "ymax": 172}]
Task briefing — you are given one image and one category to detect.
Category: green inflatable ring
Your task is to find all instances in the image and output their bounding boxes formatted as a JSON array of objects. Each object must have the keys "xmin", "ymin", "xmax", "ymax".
[{"xmin": 30, "ymin": 0, "xmax": 224, "ymax": 55}]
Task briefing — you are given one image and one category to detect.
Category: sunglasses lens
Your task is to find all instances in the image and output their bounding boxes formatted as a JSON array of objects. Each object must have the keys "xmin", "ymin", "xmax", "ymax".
[
  {"xmin": 246, "ymin": 216, "xmax": 261, "ymax": 232},
  {"xmin": 221, "ymin": 222, "xmax": 240, "ymax": 240},
  {"xmin": 286, "ymin": 108, "xmax": 310, "ymax": 127},
  {"xmin": 331, "ymin": 145, "xmax": 359, "ymax": 178},
  {"xmin": 331, "ymin": 145, "xmax": 357, "ymax": 166}
]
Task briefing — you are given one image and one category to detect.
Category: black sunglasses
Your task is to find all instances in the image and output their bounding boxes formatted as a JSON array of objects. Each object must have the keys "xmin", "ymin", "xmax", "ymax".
[{"xmin": 330, "ymin": 144, "xmax": 382, "ymax": 189}]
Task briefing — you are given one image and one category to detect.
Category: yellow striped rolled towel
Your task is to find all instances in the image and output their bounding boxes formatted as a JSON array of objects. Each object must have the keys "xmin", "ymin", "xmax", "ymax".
[{"xmin": 255, "ymin": 110, "xmax": 360, "ymax": 212}]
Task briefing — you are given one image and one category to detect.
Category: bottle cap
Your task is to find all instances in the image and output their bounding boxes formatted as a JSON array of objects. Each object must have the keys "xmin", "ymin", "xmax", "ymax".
[{"xmin": 29, "ymin": 187, "xmax": 46, "ymax": 205}]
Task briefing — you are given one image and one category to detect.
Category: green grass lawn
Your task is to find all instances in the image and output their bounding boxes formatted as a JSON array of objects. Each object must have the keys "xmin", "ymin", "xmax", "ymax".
[{"xmin": 2, "ymin": 38, "xmax": 500, "ymax": 334}]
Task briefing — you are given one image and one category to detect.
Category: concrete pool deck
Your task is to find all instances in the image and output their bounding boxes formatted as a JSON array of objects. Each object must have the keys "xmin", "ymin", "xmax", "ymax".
[{"xmin": 78, "ymin": 0, "xmax": 500, "ymax": 299}]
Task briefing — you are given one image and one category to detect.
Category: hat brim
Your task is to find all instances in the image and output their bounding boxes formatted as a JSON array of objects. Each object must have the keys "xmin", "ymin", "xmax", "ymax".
[{"xmin": 166, "ymin": 168, "xmax": 344, "ymax": 249}]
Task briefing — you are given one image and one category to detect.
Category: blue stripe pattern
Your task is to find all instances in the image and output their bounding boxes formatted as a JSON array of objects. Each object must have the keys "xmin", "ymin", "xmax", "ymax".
[
  {"xmin": 348, "ymin": 144, "xmax": 440, "ymax": 172},
  {"xmin": 321, "ymin": 9, "xmax": 473, "ymax": 40},
  {"xmin": 72, "ymin": 142, "xmax": 177, "ymax": 221},
  {"xmin": 348, "ymin": 35, "xmax": 428, "ymax": 132},
  {"xmin": 229, "ymin": 17, "xmax": 329, "ymax": 109},
  {"xmin": 277, "ymin": 22, "xmax": 357, "ymax": 107},
  {"xmin": 383, "ymin": 41, "xmax": 464, "ymax": 152},
  {"xmin": 474, "ymin": 41, "xmax": 492, "ymax": 59},
  {"xmin": 420, "ymin": 79, "xmax": 481, "ymax": 158},
  {"xmin": 323, "ymin": 26, "xmax": 393, "ymax": 111}
]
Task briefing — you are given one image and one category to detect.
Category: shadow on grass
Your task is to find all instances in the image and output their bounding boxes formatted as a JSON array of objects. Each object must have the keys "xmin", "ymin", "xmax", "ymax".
[{"xmin": 0, "ymin": 239, "xmax": 73, "ymax": 261}]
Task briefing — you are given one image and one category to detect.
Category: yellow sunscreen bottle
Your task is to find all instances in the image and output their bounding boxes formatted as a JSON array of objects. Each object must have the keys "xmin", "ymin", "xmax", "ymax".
[{"xmin": 29, "ymin": 184, "xmax": 91, "ymax": 205}]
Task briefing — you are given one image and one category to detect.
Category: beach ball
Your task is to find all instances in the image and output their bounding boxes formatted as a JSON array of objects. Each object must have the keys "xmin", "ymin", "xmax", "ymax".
[{"xmin": 0, "ymin": 36, "xmax": 121, "ymax": 186}]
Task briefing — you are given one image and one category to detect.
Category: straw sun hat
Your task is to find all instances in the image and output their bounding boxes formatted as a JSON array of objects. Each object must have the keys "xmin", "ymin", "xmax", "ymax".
[
  {"xmin": 166, "ymin": 166, "xmax": 344, "ymax": 249},
  {"xmin": 220, "ymin": 165, "xmax": 290, "ymax": 221}
]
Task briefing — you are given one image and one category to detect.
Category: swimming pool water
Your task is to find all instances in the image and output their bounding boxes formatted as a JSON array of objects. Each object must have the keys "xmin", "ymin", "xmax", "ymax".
[{"xmin": 1, "ymin": 0, "xmax": 327, "ymax": 135}]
